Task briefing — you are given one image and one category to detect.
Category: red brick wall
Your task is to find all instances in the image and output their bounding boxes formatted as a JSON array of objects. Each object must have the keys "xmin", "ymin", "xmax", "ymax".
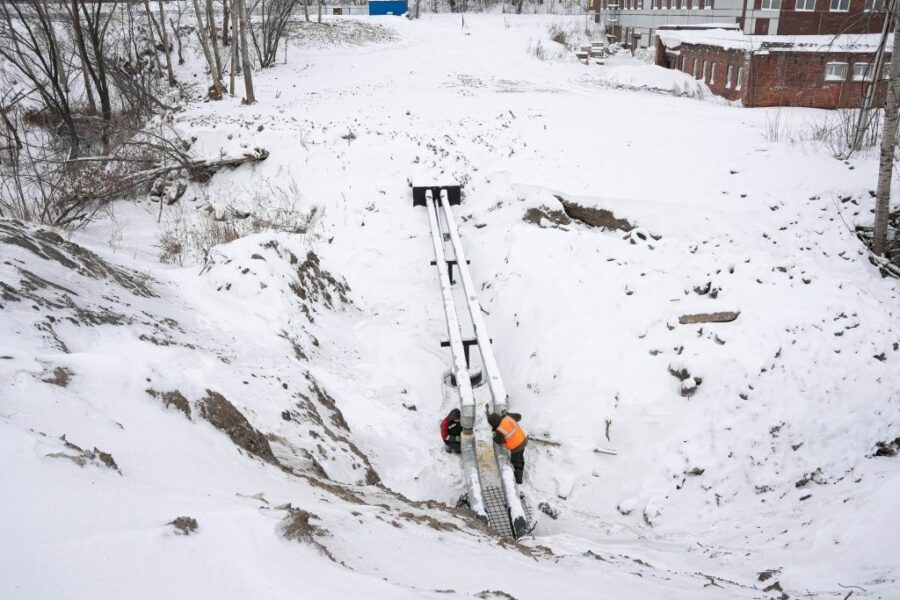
[
  {"xmin": 777, "ymin": 0, "xmax": 885, "ymax": 35},
  {"xmin": 658, "ymin": 42, "xmax": 749, "ymax": 102},
  {"xmin": 778, "ymin": 0, "xmax": 887, "ymax": 35},
  {"xmin": 656, "ymin": 41, "xmax": 889, "ymax": 108},
  {"xmin": 746, "ymin": 51, "xmax": 889, "ymax": 108}
]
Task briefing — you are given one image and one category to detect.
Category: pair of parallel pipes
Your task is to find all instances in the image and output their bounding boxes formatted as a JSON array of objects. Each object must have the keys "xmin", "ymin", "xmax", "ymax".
[{"xmin": 423, "ymin": 188, "xmax": 527, "ymax": 538}]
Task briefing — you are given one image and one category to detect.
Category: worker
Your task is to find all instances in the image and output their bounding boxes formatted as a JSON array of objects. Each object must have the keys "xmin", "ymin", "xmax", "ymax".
[
  {"xmin": 487, "ymin": 411, "xmax": 527, "ymax": 484},
  {"xmin": 440, "ymin": 408, "xmax": 462, "ymax": 454}
]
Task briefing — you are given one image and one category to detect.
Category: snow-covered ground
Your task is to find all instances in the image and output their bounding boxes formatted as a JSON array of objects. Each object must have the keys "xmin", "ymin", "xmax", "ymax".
[{"xmin": 2, "ymin": 13, "xmax": 899, "ymax": 600}]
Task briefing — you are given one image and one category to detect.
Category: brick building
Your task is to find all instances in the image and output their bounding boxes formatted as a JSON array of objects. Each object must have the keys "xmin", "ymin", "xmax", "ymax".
[
  {"xmin": 600, "ymin": 0, "xmax": 886, "ymax": 49},
  {"xmin": 655, "ymin": 29, "xmax": 891, "ymax": 107}
]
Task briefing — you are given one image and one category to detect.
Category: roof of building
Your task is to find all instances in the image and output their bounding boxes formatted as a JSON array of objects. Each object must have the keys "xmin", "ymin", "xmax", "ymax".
[{"xmin": 657, "ymin": 29, "xmax": 891, "ymax": 54}]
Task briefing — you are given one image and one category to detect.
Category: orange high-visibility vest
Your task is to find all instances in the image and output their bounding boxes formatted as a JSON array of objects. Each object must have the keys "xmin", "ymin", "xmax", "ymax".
[{"xmin": 497, "ymin": 416, "xmax": 526, "ymax": 451}]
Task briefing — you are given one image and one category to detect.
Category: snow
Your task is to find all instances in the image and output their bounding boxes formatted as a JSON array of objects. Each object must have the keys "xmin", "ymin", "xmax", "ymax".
[{"xmin": 3, "ymin": 11, "xmax": 900, "ymax": 600}]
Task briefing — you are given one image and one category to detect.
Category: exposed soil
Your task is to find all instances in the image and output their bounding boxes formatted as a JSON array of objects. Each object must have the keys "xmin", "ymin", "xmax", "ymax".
[
  {"xmin": 523, "ymin": 206, "xmax": 571, "ymax": 228},
  {"xmin": 170, "ymin": 516, "xmax": 198, "ymax": 535},
  {"xmin": 554, "ymin": 195, "xmax": 634, "ymax": 232},
  {"xmin": 146, "ymin": 389, "xmax": 192, "ymax": 419},
  {"xmin": 199, "ymin": 390, "xmax": 277, "ymax": 464},
  {"xmin": 42, "ymin": 367, "xmax": 73, "ymax": 387},
  {"xmin": 280, "ymin": 508, "xmax": 335, "ymax": 560}
]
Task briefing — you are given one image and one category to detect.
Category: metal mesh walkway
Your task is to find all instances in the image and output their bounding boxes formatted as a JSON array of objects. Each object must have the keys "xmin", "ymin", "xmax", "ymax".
[{"xmin": 483, "ymin": 485, "xmax": 515, "ymax": 537}]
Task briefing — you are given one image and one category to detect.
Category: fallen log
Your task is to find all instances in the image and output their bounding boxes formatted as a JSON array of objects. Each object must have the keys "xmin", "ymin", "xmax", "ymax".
[{"xmin": 678, "ymin": 311, "xmax": 740, "ymax": 325}]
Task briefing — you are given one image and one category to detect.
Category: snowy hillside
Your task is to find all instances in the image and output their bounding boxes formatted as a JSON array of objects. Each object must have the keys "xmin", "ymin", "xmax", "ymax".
[{"xmin": 2, "ymin": 13, "xmax": 899, "ymax": 600}]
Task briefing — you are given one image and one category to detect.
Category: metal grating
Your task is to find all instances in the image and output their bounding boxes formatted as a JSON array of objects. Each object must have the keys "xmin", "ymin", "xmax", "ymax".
[{"xmin": 482, "ymin": 485, "xmax": 514, "ymax": 538}]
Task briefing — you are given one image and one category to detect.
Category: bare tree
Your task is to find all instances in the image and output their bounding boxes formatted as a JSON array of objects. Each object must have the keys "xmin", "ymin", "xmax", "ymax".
[
  {"xmin": 230, "ymin": 1, "xmax": 239, "ymax": 95},
  {"xmin": 0, "ymin": 0, "xmax": 80, "ymax": 157},
  {"xmin": 249, "ymin": 0, "xmax": 298, "ymax": 68},
  {"xmin": 192, "ymin": 0, "xmax": 225, "ymax": 98},
  {"xmin": 874, "ymin": 5, "xmax": 900, "ymax": 257},
  {"xmin": 237, "ymin": 0, "xmax": 256, "ymax": 103},
  {"xmin": 157, "ymin": 0, "xmax": 177, "ymax": 85},
  {"xmin": 223, "ymin": 0, "xmax": 231, "ymax": 45},
  {"xmin": 206, "ymin": 0, "xmax": 224, "ymax": 76},
  {"xmin": 69, "ymin": 1, "xmax": 98, "ymax": 114},
  {"xmin": 141, "ymin": 0, "xmax": 165, "ymax": 75}
]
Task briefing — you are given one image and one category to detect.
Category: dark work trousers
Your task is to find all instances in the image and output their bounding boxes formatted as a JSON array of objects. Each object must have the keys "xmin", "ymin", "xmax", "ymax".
[
  {"xmin": 509, "ymin": 439, "xmax": 527, "ymax": 484},
  {"xmin": 445, "ymin": 439, "xmax": 461, "ymax": 454}
]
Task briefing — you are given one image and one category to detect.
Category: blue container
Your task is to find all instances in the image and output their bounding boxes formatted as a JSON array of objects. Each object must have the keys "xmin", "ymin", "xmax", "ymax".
[{"xmin": 368, "ymin": 0, "xmax": 408, "ymax": 15}]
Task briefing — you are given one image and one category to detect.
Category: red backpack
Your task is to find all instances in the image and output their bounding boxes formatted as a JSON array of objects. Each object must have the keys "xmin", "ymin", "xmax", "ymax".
[{"xmin": 440, "ymin": 417, "xmax": 449, "ymax": 440}]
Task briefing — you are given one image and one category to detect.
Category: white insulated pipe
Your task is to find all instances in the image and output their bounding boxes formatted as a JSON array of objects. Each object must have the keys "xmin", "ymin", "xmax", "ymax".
[
  {"xmin": 437, "ymin": 191, "xmax": 508, "ymax": 415},
  {"xmin": 424, "ymin": 190, "xmax": 486, "ymax": 519}
]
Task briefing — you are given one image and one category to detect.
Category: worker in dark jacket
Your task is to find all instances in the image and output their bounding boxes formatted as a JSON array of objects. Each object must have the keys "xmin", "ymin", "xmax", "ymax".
[
  {"xmin": 487, "ymin": 411, "xmax": 527, "ymax": 484},
  {"xmin": 441, "ymin": 408, "xmax": 462, "ymax": 454}
]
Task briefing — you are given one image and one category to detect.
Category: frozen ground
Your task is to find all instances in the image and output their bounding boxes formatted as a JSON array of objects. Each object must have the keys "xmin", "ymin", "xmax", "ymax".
[{"xmin": 2, "ymin": 13, "xmax": 899, "ymax": 600}]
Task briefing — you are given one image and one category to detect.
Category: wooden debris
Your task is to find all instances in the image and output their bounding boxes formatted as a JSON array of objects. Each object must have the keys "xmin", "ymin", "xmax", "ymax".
[{"xmin": 678, "ymin": 311, "xmax": 740, "ymax": 325}]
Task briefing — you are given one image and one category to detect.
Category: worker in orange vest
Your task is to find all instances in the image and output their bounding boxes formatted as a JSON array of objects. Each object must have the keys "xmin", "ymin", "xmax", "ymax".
[{"xmin": 487, "ymin": 411, "xmax": 527, "ymax": 484}]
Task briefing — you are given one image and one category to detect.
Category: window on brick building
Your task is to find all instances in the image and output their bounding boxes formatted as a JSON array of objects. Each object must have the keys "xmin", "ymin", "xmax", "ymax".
[
  {"xmin": 761, "ymin": 0, "xmax": 782, "ymax": 10},
  {"xmin": 702, "ymin": 60, "xmax": 709, "ymax": 81},
  {"xmin": 863, "ymin": 0, "xmax": 884, "ymax": 10},
  {"xmin": 825, "ymin": 62, "xmax": 848, "ymax": 81},
  {"xmin": 693, "ymin": 59, "xmax": 699, "ymax": 77},
  {"xmin": 796, "ymin": 0, "xmax": 815, "ymax": 10},
  {"xmin": 692, "ymin": 0, "xmax": 700, "ymax": 8},
  {"xmin": 736, "ymin": 66, "xmax": 744, "ymax": 90},
  {"xmin": 710, "ymin": 63, "xmax": 717, "ymax": 84},
  {"xmin": 852, "ymin": 62, "xmax": 875, "ymax": 81},
  {"xmin": 680, "ymin": 0, "xmax": 688, "ymax": 8},
  {"xmin": 829, "ymin": 0, "xmax": 850, "ymax": 11},
  {"xmin": 726, "ymin": 65, "xmax": 734, "ymax": 88},
  {"xmin": 703, "ymin": 0, "xmax": 714, "ymax": 7}
]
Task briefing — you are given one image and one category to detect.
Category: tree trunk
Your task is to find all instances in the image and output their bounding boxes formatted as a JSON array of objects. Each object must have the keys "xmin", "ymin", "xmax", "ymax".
[
  {"xmin": 415, "ymin": 0, "xmax": 420, "ymax": 18},
  {"xmin": 206, "ymin": 0, "xmax": 224, "ymax": 77},
  {"xmin": 303, "ymin": 0, "xmax": 309, "ymax": 22},
  {"xmin": 237, "ymin": 0, "xmax": 255, "ymax": 104},
  {"xmin": 317, "ymin": 0, "xmax": 322, "ymax": 23},
  {"xmin": 223, "ymin": 0, "xmax": 230, "ymax": 45},
  {"xmin": 141, "ymin": 0, "xmax": 164, "ymax": 75},
  {"xmin": 157, "ymin": 0, "xmax": 176, "ymax": 85},
  {"xmin": 170, "ymin": 17, "xmax": 185, "ymax": 64},
  {"xmin": 230, "ymin": 0, "xmax": 239, "ymax": 95},
  {"xmin": 191, "ymin": 0, "xmax": 225, "ymax": 98},
  {"xmin": 874, "ymin": 10, "xmax": 900, "ymax": 256},
  {"xmin": 69, "ymin": 1, "xmax": 97, "ymax": 114}
]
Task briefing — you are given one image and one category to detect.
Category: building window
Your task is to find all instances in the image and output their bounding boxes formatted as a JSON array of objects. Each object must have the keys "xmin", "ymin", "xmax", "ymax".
[
  {"xmin": 680, "ymin": 0, "xmax": 687, "ymax": 8},
  {"xmin": 830, "ymin": 0, "xmax": 850, "ymax": 10},
  {"xmin": 726, "ymin": 65, "xmax": 733, "ymax": 88},
  {"xmin": 864, "ymin": 0, "xmax": 883, "ymax": 10},
  {"xmin": 704, "ymin": 0, "xmax": 714, "ymax": 7},
  {"xmin": 682, "ymin": 56, "xmax": 688, "ymax": 71},
  {"xmin": 736, "ymin": 67, "xmax": 743, "ymax": 90},
  {"xmin": 710, "ymin": 63, "xmax": 717, "ymax": 85},
  {"xmin": 692, "ymin": 0, "xmax": 700, "ymax": 7},
  {"xmin": 852, "ymin": 62, "xmax": 874, "ymax": 81},
  {"xmin": 825, "ymin": 62, "xmax": 848, "ymax": 81},
  {"xmin": 761, "ymin": 0, "xmax": 782, "ymax": 9},
  {"xmin": 702, "ymin": 60, "xmax": 709, "ymax": 81},
  {"xmin": 796, "ymin": 0, "xmax": 815, "ymax": 10},
  {"xmin": 693, "ymin": 59, "xmax": 699, "ymax": 78}
]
